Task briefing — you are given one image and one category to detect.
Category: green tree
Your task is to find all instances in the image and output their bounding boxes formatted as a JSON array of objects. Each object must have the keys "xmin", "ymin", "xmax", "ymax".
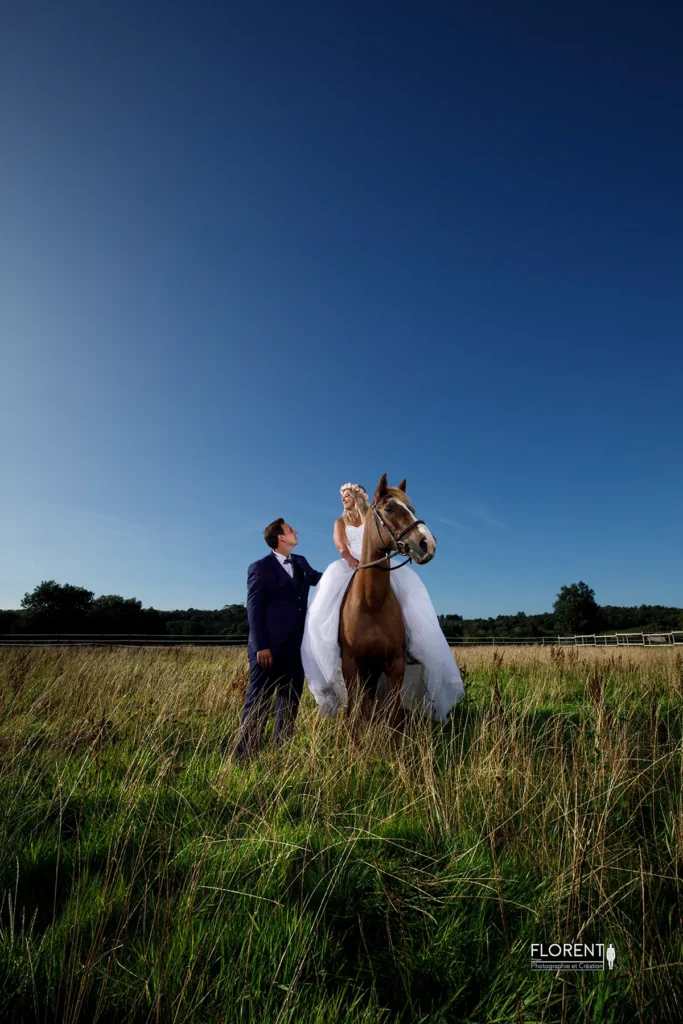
[
  {"xmin": 0, "ymin": 609, "xmax": 21, "ymax": 634},
  {"xmin": 18, "ymin": 582, "xmax": 165, "ymax": 634},
  {"xmin": 86, "ymin": 595, "xmax": 165, "ymax": 634},
  {"xmin": 162, "ymin": 604, "xmax": 249, "ymax": 636},
  {"xmin": 21, "ymin": 581, "xmax": 95, "ymax": 631},
  {"xmin": 553, "ymin": 581, "xmax": 599, "ymax": 636}
]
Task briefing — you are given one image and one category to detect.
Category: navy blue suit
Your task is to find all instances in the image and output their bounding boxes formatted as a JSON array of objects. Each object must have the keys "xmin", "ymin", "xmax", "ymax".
[{"xmin": 235, "ymin": 551, "xmax": 322, "ymax": 756}]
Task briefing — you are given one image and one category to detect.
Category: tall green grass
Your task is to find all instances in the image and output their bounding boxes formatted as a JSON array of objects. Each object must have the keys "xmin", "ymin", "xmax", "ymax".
[{"xmin": 1, "ymin": 645, "xmax": 682, "ymax": 1023}]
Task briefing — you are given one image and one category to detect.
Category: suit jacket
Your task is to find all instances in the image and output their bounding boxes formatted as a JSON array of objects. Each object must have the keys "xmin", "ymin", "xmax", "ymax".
[{"xmin": 247, "ymin": 552, "xmax": 322, "ymax": 653}]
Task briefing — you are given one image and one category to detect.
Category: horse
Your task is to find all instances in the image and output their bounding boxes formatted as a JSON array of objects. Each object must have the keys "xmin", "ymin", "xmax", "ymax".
[{"xmin": 338, "ymin": 473, "xmax": 437, "ymax": 736}]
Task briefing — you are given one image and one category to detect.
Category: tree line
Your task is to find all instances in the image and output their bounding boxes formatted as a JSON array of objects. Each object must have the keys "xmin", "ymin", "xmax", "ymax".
[
  {"xmin": 439, "ymin": 582, "xmax": 683, "ymax": 638},
  {"xmin": 0, "ymin": 581, "xmax": 248, "ymax": 637},
  {"xmin": 0, "ymin": 580, "xmax": 680, "ymax": 639}
]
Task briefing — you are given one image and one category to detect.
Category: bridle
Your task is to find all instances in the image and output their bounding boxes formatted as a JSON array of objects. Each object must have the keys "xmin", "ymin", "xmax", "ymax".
[{"xmin": 354, "ymin": 500, "xmax": 427, "ymax": 572}]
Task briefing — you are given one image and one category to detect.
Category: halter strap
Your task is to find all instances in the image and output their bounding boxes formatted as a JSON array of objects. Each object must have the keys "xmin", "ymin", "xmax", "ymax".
[{"xmin": 352, "ymin": 500, "xmax": 424, "ymax": 571}]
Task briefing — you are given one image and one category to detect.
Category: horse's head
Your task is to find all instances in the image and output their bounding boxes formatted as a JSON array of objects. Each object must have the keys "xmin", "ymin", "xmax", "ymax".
[{"xmin": 370, "ymin": 474, "xmax": 437, "ymax": 565}]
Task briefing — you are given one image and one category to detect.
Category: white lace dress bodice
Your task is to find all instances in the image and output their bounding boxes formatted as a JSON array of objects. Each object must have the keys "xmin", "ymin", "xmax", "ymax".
[
  {"xmin": 301, "ymin": 521, "xmax": 465, "ymax": 720},
  {"xmin": 344, "ymin": 523, "xmax": 364, "ymax": 560}
]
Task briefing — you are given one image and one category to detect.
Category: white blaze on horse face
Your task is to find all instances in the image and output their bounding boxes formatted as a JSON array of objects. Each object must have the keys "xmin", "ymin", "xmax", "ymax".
[
  {"xmin": 420, "ymin": 523, "xmax": 436, "ymax": 546},
  {"xmin": 418, "ymin": 522, "xmax": 436, "ymax": 554},
  {"xmin": 394, "ymin": 499, "xmax": 436, "ymax": 557}
]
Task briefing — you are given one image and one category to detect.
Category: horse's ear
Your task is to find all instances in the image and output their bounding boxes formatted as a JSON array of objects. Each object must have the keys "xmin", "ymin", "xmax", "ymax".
[
  {"xmin": 397, "ymin": 478, "xmax": 407, "ymax": 494},
  {"xmin": 374, "ymin": 473, "xmax": 388, "ymax": 500}
]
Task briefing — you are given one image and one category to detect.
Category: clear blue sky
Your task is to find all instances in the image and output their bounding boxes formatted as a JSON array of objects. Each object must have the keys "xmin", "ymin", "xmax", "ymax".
[{"xmin": 2, "ymin": 1, "xmax": 681, "ymax": 617}]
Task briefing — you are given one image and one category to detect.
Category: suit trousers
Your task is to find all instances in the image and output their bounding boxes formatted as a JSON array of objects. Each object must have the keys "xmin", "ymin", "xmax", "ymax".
[{"xmin": 234, "ymin": 636, "xmax": 305, "ymax": 757}]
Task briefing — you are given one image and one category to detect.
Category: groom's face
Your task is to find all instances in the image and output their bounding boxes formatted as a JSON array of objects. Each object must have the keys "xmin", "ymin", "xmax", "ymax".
[{"xmin": 279, "ymin": 522, "xmax": 298, "ymax": 548}]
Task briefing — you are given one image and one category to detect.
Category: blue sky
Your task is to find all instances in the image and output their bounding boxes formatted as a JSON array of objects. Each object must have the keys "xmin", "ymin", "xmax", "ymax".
[{"xmin": 1, "ymin": 0, "xmax": 682, "ymax": 617}]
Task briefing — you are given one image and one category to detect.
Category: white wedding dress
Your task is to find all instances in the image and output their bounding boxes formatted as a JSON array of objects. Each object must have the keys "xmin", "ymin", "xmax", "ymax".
[{"xmin": 301, "ymin": 523, "xmax": 465, "ymax": 721}]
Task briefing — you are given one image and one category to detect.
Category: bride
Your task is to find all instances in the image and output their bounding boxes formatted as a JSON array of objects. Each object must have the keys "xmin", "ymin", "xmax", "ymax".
[{"xmin": 301, "ymin": 482, "xmax": 465, "ymax": 721}]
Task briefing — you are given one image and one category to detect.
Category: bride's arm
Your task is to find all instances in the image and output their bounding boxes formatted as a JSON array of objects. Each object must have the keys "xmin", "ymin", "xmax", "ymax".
[{"xmin": 333, "ymin": 518, "xmax": 359, "ymax": 569}]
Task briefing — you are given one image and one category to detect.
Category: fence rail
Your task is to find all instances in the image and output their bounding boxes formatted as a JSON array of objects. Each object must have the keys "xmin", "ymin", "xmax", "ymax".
[
  {"xmin": 1, "ymin": 632, "xmax": 682, "ymax": 648},
  {"xmin": 448, "ymin": 632, "xmax": 683, "ymax": 646}
]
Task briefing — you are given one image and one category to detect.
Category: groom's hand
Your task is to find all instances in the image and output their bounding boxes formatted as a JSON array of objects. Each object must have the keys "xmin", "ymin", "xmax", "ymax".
[{"xmin": 256, "ymin": 648, "xmax": 273, "ymax": 668}]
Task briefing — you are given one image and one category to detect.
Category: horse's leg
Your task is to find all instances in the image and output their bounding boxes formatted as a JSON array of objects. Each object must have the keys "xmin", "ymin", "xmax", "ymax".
[
  {"xmin": 341, "ymin": 648, "xmax": 363, "ymax": 743},
  {"xmin": 360, "ymin": 666, "xmax": 379, "ymax": 725},
  {"xmin": 383, "ymin": 655, "xmax": 406, "ymax": 742}
]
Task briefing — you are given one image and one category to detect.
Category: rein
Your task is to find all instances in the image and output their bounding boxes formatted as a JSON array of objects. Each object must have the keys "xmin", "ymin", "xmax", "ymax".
[
  {"xmin": 354, "ymin": 553, "xmax": 412, "ymax": 572},
  {"xmin": 353, "ymin": 500, "xmax": 425, "ymax": 572}
]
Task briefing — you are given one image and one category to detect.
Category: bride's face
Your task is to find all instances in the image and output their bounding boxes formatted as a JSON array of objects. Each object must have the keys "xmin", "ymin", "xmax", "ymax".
[{"xmin": 341, "ymin": 490, "xmax": 357, "ymax": 513}]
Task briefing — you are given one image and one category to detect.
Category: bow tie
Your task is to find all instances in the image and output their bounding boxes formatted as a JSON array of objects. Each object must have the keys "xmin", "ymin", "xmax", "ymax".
[{"xmin": 283, "ymin": 557, "xmax": 292, "ymax": 565}]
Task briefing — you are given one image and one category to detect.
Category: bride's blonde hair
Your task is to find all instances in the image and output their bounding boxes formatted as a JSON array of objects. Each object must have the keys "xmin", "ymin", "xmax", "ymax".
[{"xmin": 340, "ymin": 483, "xmax": 370, "ymax": 525}]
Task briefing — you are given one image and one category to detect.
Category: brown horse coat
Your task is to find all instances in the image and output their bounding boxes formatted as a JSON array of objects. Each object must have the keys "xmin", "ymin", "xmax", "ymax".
[{"xmin": 339, "ymin": 474, "xmax": 436, "ymax": 731}]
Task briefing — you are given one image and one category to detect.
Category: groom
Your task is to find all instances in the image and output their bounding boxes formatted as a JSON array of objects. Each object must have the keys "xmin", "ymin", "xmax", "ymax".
[{"xmin": 234, "ymin": 518, "xmax": 322, "ymax": 758}]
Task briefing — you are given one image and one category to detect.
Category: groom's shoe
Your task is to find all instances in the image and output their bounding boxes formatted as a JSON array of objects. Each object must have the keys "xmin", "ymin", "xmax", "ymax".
[
  {"xmin": 231, "ymin": 707, "xmax": 269, "ymax": 760},
  {"xmin": 231, "ymin": 733, "xmax": 259, "ymax": 761}
]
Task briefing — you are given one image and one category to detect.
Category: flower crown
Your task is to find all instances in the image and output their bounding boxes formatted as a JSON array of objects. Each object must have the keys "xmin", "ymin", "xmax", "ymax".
[{"xmin": 340, "ymin": 482, "xmax": 369, "ymax": 503}]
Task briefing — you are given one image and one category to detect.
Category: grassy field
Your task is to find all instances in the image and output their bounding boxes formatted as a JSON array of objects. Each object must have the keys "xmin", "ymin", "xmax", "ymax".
[{"xmin": 0, "ymin": 644, "xmax": 682, "ymax": 1023}]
